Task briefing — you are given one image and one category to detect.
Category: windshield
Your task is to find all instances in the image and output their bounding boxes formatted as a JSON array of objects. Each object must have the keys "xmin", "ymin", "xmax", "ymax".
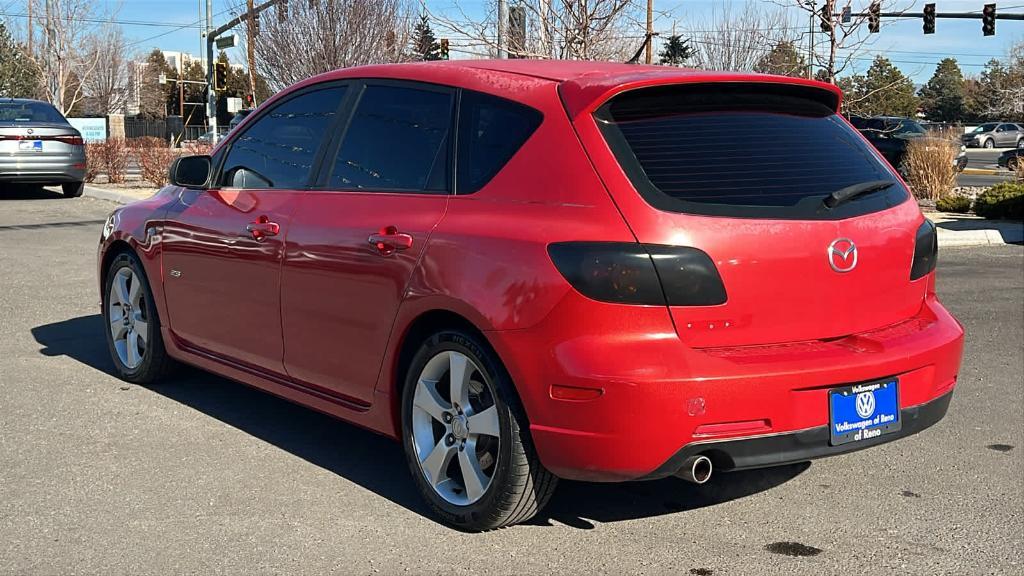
[
  {"xmin": 0, "ymin": 101, "xmax": 68, "ymax": 124},
  {"xmin": 973, "ymin": 123, "xmax": 997, "ymax": 133}
]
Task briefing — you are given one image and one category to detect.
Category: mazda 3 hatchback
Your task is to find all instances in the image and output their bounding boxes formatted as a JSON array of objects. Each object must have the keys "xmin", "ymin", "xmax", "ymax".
[{"xmin": 98, "ymin": 61, "xmax": 964, "ymax": 531}]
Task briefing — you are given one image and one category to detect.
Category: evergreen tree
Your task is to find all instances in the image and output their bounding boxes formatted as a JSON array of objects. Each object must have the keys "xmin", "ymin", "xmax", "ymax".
[
  {"xmin": 918, "ymin": 58, "xmax": 965, "ymax": 123},
  {"xmin": 411, "ymin": 13, "xmax": 441, "ymax": 61},
  {"xmin": 754, "ymin": 41, "xmax": 807, "ymax": 78},
  {"xmin": 846, "ymin": 56, "xmax": 917, "ymax": 117},
  {"xmin": 0, "ymin": 21, "xmax": 40, "ymax": 98},
  {"xmin": 658, "ymin": 35, "xmax": 693, "ymax": 66}
]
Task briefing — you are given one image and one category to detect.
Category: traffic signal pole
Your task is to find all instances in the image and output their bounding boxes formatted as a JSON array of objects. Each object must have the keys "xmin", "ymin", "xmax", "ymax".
[{"xmin": 205, "ymin": 0, "xmax": 287, "ymax": 145}]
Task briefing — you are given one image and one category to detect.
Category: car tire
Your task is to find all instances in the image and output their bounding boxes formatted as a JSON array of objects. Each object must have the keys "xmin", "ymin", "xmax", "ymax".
[
  {"xmin": 103, "ymin": 251, "xmax": 175, "ymax": 384},
  {"xmin": 401, "ymin": 329, "xmax": 557, "ymax": 531},
  {"xmin": 983, "ymin": 138, "xmax": 995, "ymax": 149},
  {"xmin": 62, "ymin": 181, "xmax": 84, "ymax": 198}
]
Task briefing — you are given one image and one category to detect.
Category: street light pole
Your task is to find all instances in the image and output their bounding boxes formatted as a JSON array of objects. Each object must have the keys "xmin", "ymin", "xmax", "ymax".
[{"xmin": 206, "ymin": 0, "xmax": 217, "ymax": 144}]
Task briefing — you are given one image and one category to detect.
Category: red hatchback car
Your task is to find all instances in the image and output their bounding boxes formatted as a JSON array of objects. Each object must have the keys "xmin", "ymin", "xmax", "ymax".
[{"xmin": 98, "ymin": 61, "xmax": 964, "ymax": 531}]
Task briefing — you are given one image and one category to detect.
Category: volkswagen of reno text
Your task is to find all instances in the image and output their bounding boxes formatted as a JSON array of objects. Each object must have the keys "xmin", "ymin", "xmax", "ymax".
[{"xmin": 97, "ymin": 60, "xmax": 964, "ymax": 531}]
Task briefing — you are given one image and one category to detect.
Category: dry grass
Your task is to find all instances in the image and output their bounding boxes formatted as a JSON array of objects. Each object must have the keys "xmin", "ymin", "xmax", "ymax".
[
  {"xmin": 1016, "ymin": 155, "xmax": 1024, "ymax": 183},
  {"xmin": 904, "ymin": 130, "xmax": 960, "ymax": 201}
]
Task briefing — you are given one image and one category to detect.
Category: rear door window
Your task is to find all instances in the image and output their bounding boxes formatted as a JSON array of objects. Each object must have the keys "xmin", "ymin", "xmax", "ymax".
[
  {"xmin": 327, "ymin": 84, "xmax": 453, "ymax": 192},
  {"xmin": 595, "ymin": 83, "xmax": 904, "ymax": 220}
]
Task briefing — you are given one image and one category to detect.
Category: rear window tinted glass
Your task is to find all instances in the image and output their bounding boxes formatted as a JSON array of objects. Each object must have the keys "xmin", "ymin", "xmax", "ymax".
[
  {"xmin": 596, "ymin": 84, "xmax": 904, "ymax": 220},
  {"xmin": 221, "ymin": 86, "xmax": 345, "ymax": 189},
  {"xmin": 456, "ymin": 91, "xmax": 542, "ymax": 194},
  {"xmin": 329, "ymin": 85, "xmax": 452, "ymax": 192},
  {"xmin": 0, "ymin": 101, "xmax": 67, "ymax": 124}
]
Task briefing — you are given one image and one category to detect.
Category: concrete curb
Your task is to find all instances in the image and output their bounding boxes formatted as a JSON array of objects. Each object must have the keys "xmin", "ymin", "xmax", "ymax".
[
  {"xmin": 84, "ymin": 185, "xmax": 152, "ymax": 205},
  {"xmin": 926, "ymin": 212, "xmax": 1024, "ymax": 247},
  {"xmin": 961, "ymin": 168, "xmax": 1001, "ymax": 176}
]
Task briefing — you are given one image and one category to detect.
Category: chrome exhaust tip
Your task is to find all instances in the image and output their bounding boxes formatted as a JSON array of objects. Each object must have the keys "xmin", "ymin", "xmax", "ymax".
[{"xmin": 677, "ymin": 455, "xmax": 713, "ymax": 484}]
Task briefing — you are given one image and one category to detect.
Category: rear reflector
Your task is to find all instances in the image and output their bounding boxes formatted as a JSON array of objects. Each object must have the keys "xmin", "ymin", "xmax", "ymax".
[
  {"xmin": 550, "ymin": 384, "xmax": 603, "ymax": 401},
  {"xmin": 910, "ymin": 220, "xmax": 937, "ymax": 280},
  {"xmin": 547, "ymin": 242, "xmax": 727, "ymax": 306}
]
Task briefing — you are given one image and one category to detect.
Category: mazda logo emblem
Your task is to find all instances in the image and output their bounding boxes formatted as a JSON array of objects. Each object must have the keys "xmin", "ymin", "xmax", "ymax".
[{"xmin": 827, "ymin": 238, "xmax": 858, "ymax": 273}]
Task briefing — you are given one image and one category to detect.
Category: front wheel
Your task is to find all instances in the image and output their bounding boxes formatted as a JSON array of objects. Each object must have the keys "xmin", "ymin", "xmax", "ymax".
[
  {"xmin": 103, "ymin": 252, "xmax": 174, "ymax": 383},
  {"xmin": 401, "ymin": 330, "xmax": 557, "ymax": 531}
]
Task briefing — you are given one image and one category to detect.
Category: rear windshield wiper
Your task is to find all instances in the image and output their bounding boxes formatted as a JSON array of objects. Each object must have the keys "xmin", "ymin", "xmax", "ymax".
[{"xmin": 823, "ymin": 180, "xmax": 895, "ymax": 209}]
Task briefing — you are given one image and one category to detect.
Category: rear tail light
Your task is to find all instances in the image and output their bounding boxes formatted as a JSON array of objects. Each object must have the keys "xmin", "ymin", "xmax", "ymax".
[
  {"xmin": 0, "ymin": 134, "xmax": 84, "ymax": 145},
  {"xmin": 547, "ymin": 242, "xmax": 727, "ymax": 306},
  {"xmin": 910, "ymin": 220, "xmax": 938, "ymax": 280}
]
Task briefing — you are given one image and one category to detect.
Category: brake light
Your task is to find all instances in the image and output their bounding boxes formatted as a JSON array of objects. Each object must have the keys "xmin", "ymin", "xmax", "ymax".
[
  {"xmin": 547, "ymin": 242, "xmax": 727, "ymax": 306},
  {"xmin": 55, "ymin": 135, "xmax": 84, "ymax": 145},
  {"xmin": 910, "ymin": 220, "xmax": 938, "ymax": 280}
]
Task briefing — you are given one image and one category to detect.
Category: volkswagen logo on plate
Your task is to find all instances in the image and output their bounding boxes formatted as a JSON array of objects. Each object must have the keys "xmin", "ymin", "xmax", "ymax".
[
  {"xmin": 827, "ymin": 238, "xmax": 858, "ymax": 273},
  {"xmin": 855, "ymin": 391, "xmax": 876, "ymax": 419}
]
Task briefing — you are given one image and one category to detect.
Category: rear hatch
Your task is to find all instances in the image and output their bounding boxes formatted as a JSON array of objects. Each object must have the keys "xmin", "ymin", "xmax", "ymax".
[{"xmin": 573, "ymin": 80, "xmax": 928, "ymax": 348}]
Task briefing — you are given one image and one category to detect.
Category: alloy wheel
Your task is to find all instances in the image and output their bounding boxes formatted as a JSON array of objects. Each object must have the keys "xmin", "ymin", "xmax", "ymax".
[
  {"xmin": 410, "ymin": 350, "xmax": 501, "ymax": 506},
  {"xmin": 107, "ymin": 267, "xmax": 149, "ymax": 370}
]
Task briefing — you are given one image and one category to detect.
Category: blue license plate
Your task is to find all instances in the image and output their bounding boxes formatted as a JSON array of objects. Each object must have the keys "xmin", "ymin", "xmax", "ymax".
[{"xmin": 829, "ymin": 379, "xmax": 901, "ymax": 445}]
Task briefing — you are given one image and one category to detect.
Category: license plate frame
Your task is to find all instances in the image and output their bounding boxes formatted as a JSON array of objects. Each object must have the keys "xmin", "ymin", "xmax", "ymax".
[
  {"xmin": 18, "ymin": 140, "xmax": 43, "ymax": 152},
  {"xmin": 828, "ymin": 378, "xmax": 901, "ymax": 446}
]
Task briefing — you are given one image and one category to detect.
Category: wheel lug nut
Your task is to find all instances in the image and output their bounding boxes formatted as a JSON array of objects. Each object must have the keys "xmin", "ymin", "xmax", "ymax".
[
  {"xmin": 443, "ymin": 413, "xmax": 452, "ymax": 423},
  {"xmin": 446, "ymin": 434, "xmax": 454, "ymax": 445}
]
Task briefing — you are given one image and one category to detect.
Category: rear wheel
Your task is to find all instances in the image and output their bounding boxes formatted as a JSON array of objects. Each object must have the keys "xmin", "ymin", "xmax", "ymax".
[
  {"xmin": 62, "ymin": 181, "xmax": 84, "ymax": 197},
  {"xmin": 103, "ymin": 252, "xmax": 174, "ymax": 383},
  {"xmin": 401, "ymin": 330, "xmax": 557, "ymax": 531},
  {"xmin": 983, "ymin": 138, "xmax": 995, "ymax": 149}
]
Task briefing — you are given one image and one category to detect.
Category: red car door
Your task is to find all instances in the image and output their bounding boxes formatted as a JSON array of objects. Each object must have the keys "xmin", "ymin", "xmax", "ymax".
[
  {"xmin": 281, "ymin": 82, "xmax": 454, "ymax": 405},
  {"xmin": 161, "ymin": 85, "xmax": 348, "ymax": 375}
]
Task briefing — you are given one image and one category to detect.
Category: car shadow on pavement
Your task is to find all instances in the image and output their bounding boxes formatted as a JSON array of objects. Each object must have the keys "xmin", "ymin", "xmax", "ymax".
[
  {"xmin": 32, "ymin": 314, "xmax": 808, "ymax": 530},
  {"xmin": 1, "ymin": 185, "xmax": 65, "ymax": 200}
]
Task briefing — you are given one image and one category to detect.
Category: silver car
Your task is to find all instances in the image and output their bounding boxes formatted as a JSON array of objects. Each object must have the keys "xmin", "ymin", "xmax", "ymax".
[
  {"xmin": 0, "ymin": 98, "xmax": 86, "ymax": 197},
  {"xmin": 962, "ymin": 122, "xmax": 1023, "ymax": 149}
]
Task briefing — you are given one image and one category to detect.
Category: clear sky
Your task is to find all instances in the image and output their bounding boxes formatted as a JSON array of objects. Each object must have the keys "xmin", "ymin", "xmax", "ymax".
[{"xmin": 2, "ymin": 1, "xmax": 1021, "ymax": 82}]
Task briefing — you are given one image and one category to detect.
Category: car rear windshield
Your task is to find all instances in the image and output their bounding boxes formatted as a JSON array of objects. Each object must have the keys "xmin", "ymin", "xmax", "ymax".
[
  {"xmin": 0, "ymin": 101, "xmax": 68, "ymax": 124},
  {"xmin": 595, "ymin": 83, "xmax": 905, "ymax": 220}
]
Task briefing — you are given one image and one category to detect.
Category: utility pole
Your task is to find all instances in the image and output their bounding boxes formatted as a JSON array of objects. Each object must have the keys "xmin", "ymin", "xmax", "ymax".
[
  {"xmin": 806, "ymin": 0, "xmax": 815, "ymax": 79},
  {"xmin": 246, "ymin": 0, "xmax": 257, "ymax": 105},
  {"xmin": 206, "ymin": 0, "xmax": 216, "ymax": 144},
  {"xmin": 497, "ymin": 0, "xmax": 508, "ymax": 58},
  {"xmin": 539, "ymin": 0, "xmax": 550, "ymax": 58},
  {"xmin": 27, "ymin": 0, "xmax": 32, "ymax": 58},
  {"xmin": 645, "ymin": 0, "xmax": 653, "ymax": 64}
]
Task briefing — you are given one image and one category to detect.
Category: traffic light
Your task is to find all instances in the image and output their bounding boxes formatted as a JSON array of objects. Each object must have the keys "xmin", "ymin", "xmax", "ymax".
[
  {"xmin": 923, "ymin": 3, "xmax": 935, "ymax": 34},
  {"xmin": 278, "ymin": 0, "xmax": 288, "ymax": 23},
  {"xmin": 252, "ymin": 11, "xmax": 260, "ymax": 38},
  {"xmin": 819, "ymin": 1, "xmax": 834, "ymax": 33},
  {"xmin": 982, "ymin": 3, "xmax": 996, "ymax": 36},
  {"xmin": 868, "ymin": 1, "xmax": 881, "ymax": 34},
  {"xmin": 214, "ymin": 62, "xmax": 227, "ymax": 92},
  {"xmin": 440, "ymin": 38, "xmax": 449, "ymax": 60}
]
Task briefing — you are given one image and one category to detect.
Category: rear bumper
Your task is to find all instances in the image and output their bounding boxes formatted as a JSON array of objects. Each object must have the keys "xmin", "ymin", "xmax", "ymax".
[
  {"xmin": 488, "ymin": 291, "xmax": 964, "ymax": 482},
  {"xmin": 641, "ymin": 389, "xmax": 952, "ymax": 479},
  {"xmin": 0, "ymin": 156, "xmax": 86, "ymax": 184}
]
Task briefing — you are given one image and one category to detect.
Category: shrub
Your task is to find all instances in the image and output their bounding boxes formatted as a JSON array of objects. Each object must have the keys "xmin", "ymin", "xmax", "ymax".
[
  {"xmin": 89, "ymin": 138, "xmax": 129, "ymax": 183},
  {"xmin": 182, "ymin": 140, "xmax": 212, "ymax": 156},
  {"xmin": 904, "ymin": 136, "xmax": 959, "ymax": 201},
  {"xmin": 83, "ymin": 145, "xmax": 99, "ymax": 183},
  {"xmin": 131, "ymin": 137, "xmax": 178, "ymax": 187},
  {"xmin": 974, "ymin": 182, "xmax": 1024, "ymax": 220},
  {"xmin": 1016, "ymin": 156, "xmax": 1023, "ymax": 183},
  {"xmin": 936, "ymin": 193, "xmax": 972, "ymax": 213}
]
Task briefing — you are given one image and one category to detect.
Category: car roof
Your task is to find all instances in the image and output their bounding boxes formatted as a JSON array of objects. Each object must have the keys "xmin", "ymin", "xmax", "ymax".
[{"xmin": 297, "ymin": 60, "xmax": 841, "ymax": 120}]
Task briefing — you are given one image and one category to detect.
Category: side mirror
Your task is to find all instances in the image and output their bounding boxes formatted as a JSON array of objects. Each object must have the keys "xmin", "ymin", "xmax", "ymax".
[{"xmin": 169, "ymin": 155, "xmax": 212, "ymax": 189}]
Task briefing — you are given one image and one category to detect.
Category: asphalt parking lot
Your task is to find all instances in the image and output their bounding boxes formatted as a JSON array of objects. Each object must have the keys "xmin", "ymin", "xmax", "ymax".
[{"xmin": 1, "ymin": 189, "xmax": 1021, "ymax": 575}]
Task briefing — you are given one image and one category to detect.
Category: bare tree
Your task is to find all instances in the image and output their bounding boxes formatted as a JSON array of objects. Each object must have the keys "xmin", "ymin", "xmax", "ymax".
[
  {"xmin": 683, "ymin": 2, "xmax": 797, "ymax": 73},
  {"xmin": 238, "ymin": 0, "xmax": 415, "ymax": 91},
  {"xmin": 430, "ymin": 0, "xmax": 642, "ymax": 62},
  {"xmin": 775, "ymin": 0, "xmax": 910, "ymax": 83},
  {"xmin": 82, "ymin": 26, "xmax": 128, "ymax": 116},
  {"xmin": 32, "ymin": 0, "xmax": 107, "ymax": 115}
]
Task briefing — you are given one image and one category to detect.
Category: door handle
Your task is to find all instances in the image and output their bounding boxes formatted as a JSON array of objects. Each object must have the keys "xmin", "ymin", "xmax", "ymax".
[
  {"xmin": 368, "ymin": 226, "xmax": 413, "ymax": 256},
  {"xmin": 246, "ymin": 215, "xmax": 280, "ymax": 241}
]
